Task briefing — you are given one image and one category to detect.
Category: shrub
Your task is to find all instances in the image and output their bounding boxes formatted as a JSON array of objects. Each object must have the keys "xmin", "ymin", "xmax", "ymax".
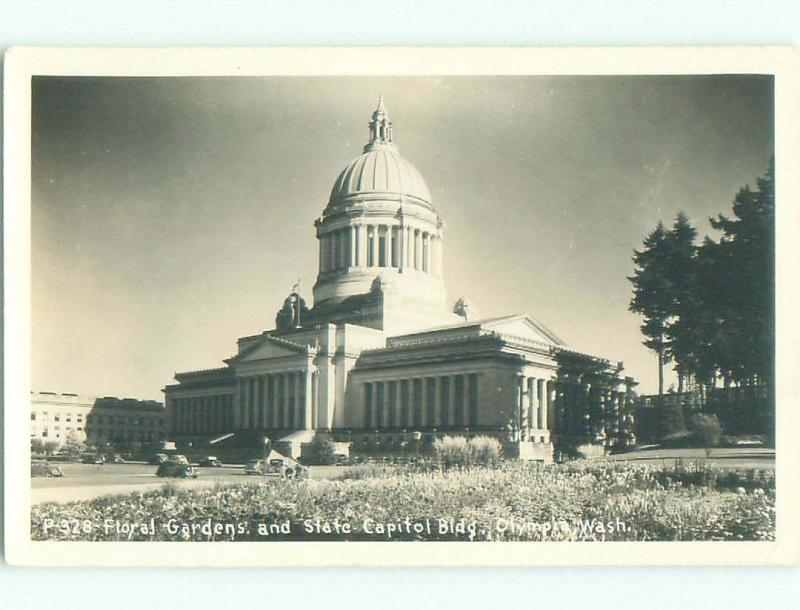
[
  {"xmin": 311, "ymin": 438, "xmax": 336, "ymax": 465},
  {"xmin": 434, "ymin": 436, "xmax": 469, "ymax": 468},
  {"xmin": 688, "ymin": 413, "xmax": 724, "ymax": 456},
  {"xmin": 434, "ymin": 435, "xmax": 503, "ymax": 468},
  {"xmin": 468, "ymin": 436, "xmax": 502, "ymax": 466}
]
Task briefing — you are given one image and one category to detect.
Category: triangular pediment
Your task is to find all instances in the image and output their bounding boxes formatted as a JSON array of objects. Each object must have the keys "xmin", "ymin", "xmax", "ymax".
[
  {"xmin": 481, "ymin": 314, "xmax": 566, "ymax": 347},
  {"xmin": 230, "ymin": 334, "xmax": 306, "ymax": 363}
]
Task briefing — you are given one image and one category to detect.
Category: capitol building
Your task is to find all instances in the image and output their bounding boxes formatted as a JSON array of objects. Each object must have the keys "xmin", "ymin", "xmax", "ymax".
[{"xmin": 164, "ymin": 97, "xmax": 635, "ymax": 461}]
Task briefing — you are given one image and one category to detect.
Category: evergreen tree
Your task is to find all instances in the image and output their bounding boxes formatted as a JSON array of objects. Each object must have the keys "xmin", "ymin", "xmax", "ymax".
[
  {"xmin": 706, "ymin": 159, "xmax": 774, "ymax": 387},
  {"xmin": 628, "ymin": 222, "xmax": 673, "ymax": 401},
  {"xmin": 664, "ymin": 212, "xmax": 698, "ymax": 390}
]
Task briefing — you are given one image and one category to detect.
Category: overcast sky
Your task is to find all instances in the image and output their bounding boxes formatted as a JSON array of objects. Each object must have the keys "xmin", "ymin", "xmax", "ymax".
[{"xmin": 31, "ymin": 75, "xmax": 773, "ymax": 400}]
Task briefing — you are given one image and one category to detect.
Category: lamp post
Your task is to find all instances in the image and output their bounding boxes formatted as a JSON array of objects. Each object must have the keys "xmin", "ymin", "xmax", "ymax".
[{"xmin": 262, "ymin": 436, "xmax": 271, "ymax": 483}]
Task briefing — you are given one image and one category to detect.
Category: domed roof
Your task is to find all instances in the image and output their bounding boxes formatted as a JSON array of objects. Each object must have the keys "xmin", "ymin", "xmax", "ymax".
[
  {"xmin": 329, "ymin": 147, "xmax": 431, "ymax": 205},
  {"xmin": 327, "ymin": 96, "xmax": 432, "ymax": 207}
]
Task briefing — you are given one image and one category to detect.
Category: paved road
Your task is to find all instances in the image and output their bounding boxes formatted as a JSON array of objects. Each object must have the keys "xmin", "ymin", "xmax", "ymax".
[
  {"xmin": 600, "ymin": 446, "xmax": 775, "ymax": 469},
  {"xmin": 31, "ymin": 463, "xmax": 287, "ymax": 504}
]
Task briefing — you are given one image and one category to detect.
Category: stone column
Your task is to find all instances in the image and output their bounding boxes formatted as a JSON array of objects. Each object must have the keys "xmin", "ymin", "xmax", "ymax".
[
  {"xmin": 261, "ymin": 375, "xmax": 268, "ymax": 430},
  {"xmin": 548, "ymin": 381, "xmax": 557, "ymax": 432},
  {"xmin": 448, "ymin": 375, "xmax": 456, "ymax": 429},
  {"xmin": 398, "ymin": 224, "xmax": 405, "ymax": 272},
  {"xmin": 387, "ymin": 226, "xmax": 394, "ymax": 268},
  {"xmin": 394, "ymin": 381, "xmax": 403, "ymax": 428},
  {"xmin": 355, "ymin": 225, "xmax": 363, "ymax": 267},
  {"xmin": 319, "ymin": 235, "xmax": 325, "ymax": 273},
  {"xmin": 516, "ymin": 374, "xmax": 525, "ymax": 438},
  {"xmin": 537, "ymin": 379, "xmax": 546, "ymax": 430},
  {"xmin": 528, "ymin": 377, "xmax": 537, "ymax": 431},
  {"xmin": 419, "ymin": 378, "xmax": 427, "ymax": 428},
  {"xmin": 243, "ymin": 376, "xmax": 252, "ymax": 430},
  {"xmin": 349, "ymin": 226, "xmax": 356, "ymax": 267},
  {"xmin": 304, "ymin": 367, "xmax": 314, "ymax": 430},
  {"xmin": 295, "ymin": 370, "xmax": 303, "ymax": 430},
  {"xmin": 370, "ymin": 225, "xmax": 379, "ymax": 268},
  {"xmin": 430, "ymin": 378, "xmax": 440, "ymax": 427}
]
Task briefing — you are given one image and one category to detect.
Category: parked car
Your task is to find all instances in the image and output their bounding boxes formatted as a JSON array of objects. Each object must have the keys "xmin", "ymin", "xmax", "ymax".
[
  {"xmin": 156, "ymin": 461, "xmax": 197, "ymax": 478},
  {"xmin": 167, "ymin": 454, "xmax": 190, "ymax": 465},
  {"xmin": 105, "ymin": 454, "xmax": 126, "ymax": 464},
  {"xmin": 244, "ymin": 459, "xmax": 263, "ymax": 475},
  {"xmin": 81, "ymin": 454, "xmax": 105, "ymax": 464},
  {"xmin": 244, "ymin": 458, "xmax": 287, "ymax": 476},
  {"xmin": 199, "ymin": 456, "xmax": 223, "ymax": 467},
  {"xmin": 149, "ymin": 453, "xmax": 168, "ymax": 465},
  {"xmin": 31, "ymin": 461, "xmax": 64, "ymax": 478}
]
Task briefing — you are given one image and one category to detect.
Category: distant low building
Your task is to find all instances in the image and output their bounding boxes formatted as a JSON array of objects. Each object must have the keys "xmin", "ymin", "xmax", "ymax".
[{"xmin": 30, "ymin": 392, "xmax": 167, "ymax": 448}]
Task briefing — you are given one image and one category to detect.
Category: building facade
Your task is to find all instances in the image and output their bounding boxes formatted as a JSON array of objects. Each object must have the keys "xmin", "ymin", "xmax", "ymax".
[
  {"xmin": 165, "ymin": 98, "xmax": 633, "ymax": 460},
  {"xmin": 30, "ymin": 392, "xmax": 167, "ymax": 448}
]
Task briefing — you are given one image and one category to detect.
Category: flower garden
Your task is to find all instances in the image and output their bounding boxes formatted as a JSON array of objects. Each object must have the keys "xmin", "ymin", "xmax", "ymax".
[{"xmin": 31, "ymin": 460, "xmax": 775, "ymax": 542}]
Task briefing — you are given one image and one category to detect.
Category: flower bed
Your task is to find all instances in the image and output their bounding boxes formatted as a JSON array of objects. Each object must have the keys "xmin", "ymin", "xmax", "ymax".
[{"xmin": 31, "ymin": 461, "xmax": 775, "ymax": 542}]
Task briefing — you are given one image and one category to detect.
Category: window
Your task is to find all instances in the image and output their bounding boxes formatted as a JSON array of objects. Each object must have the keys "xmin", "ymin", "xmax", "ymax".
[
  {"xmin": 77, "ymin": 427, "xmax": 82, "ymax": 431},
  {"xmin": 42, "ymin": 430, "xmax": 48, "ymax": 437},
  {"xmin": 30, "ymin": 413, "xmax": 36, "ymax": 421},
  {"xmin": 54, "ymin": 414, "xmax": 60, "ymax": 422}
]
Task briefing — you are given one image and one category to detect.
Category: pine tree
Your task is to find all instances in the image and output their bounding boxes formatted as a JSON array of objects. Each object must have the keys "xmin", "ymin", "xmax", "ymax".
[{"xmin": 629, "ymin": 222, "xmax": 673, "ymax": 401}]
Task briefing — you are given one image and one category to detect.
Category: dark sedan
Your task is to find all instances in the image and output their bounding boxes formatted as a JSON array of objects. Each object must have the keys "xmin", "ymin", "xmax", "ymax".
[{"xmin": 156, "ymin": 461, "xmax": 198, "ymax": 478}]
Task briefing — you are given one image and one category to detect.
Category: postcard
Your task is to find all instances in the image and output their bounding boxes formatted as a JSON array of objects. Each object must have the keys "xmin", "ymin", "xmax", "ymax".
[{"xmin": 4, "ymin": 47, "xmax": 799, "ymax": 566}]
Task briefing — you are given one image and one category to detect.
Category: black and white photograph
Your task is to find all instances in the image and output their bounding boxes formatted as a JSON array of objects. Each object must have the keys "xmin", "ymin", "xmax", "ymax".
[{"xmin": 3, "ymin": 47, "xmax": 798, "ymax": 566}]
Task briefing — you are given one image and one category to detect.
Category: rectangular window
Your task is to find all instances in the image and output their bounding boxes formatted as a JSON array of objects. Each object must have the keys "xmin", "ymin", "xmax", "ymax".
[
  {"xmin": 54, "ymin": 414, "xmax": 60, "ymax": 422},
  {"xmin": 367, "ymin": 233, "xmax": 375, "ymax": 266},
  {"xmin": 30, "ymin": 413, "xmax": 36, "ymax": 421}
]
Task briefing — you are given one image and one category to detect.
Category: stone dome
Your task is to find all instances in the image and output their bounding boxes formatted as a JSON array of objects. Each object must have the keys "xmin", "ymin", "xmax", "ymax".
[{"xmin": 328, "ymin": 147, "xmax": 432, "ymax": 205}]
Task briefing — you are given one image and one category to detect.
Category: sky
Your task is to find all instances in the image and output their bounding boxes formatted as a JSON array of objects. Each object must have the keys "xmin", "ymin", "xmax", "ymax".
[{"xmin": 31, "ymin": 75, "xmax": 774, "ymax": 400}]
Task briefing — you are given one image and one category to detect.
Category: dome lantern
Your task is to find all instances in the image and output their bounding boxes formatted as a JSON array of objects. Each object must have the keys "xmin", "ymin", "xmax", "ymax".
[{"xmin": 364, "ymin": 94, "xmax": 395, "ymax": 153}]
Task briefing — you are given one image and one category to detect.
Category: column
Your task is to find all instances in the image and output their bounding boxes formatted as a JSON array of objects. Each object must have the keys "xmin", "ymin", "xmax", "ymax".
[
  {"xmin": 419, "ymin": 378, "xmax": 427, "ymax": 428},
  {"xmin": 548, "ymin": 381, "xmax": 557, "ymax": 431},
  {"xmin": 538, "ymin": 379, "xmax": 547, "ymax": 430},
  {"xmin": 319, "ymin": 236, "xmax": 325, "ymax": 272},
  {"xmin": 346, "ymin": 226, "xmax": 354, "ymax": 267},
  {"xmin": 303, "ymin": 367, "xmax": 313, "ymax": 430},
  {"xmin": 422, "ymin": 232, "xmax": 429, "ymax": 272},
  {"xmin": 387, "ymin": 226, "xmax": 394, "ymax": 268},
  {"xmin": 393, "ymin": 381, "xmax": 402, "ymax": 428},
  {"xmin": 516, "ymin": 374, "xmax": 525, "ymax": 436},
  {"xmin": 355, "ymin": 225, "xmax": 363, "ymax": 267},
  {"xmin": 295, "ymin": 370, "xmax": 303, "ymax": 429},
  {"xmin": 260, "ymin": 375, "xmax": 268, "ymax": 430},
  {"xmin": 398, "ymin": 225, "xmax": 405, "ymax": 271},
  {"xmin": 370, "ymin": 225, "xmax": 378, "ymax": 268},
  {"xmin": 528, "ymin": 377, "xmax": 537, "ymax": 431},
  {"xmin": 243, "ymin": 377, "xmax": 250, "ymax": 430},
  {"xmin": 448, "ymin": 375, "xmax": 456, "ymax": 429}
]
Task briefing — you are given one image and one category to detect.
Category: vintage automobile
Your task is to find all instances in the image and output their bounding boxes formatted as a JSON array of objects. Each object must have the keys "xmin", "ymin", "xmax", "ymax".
[
  {"xmin": 244, "ymin": 458, "xmax": 288, "ymax": 476},
  {"xmin": 80, "ymin": 453, "xmax": 105, "ymax": 465},
  {"xmin": 149, "ymin": 453, "xmax": 169, "ymax": 465},
  {"xmin": 198, "ymin": 456, "xmax": 223, "ymax": 467},
  {"xmin": 167, "ymin": 454, "xmax": 190, "ymax": 465},
  {"xmin": 105, "ymin": 454, "xmax": 126, "ymax": 464},
  {"xmin": 31, "ymin": 461, "xmax": 64, "ymax": 478},
  {"xmin": 156, "ymin": 460, "xmax": 198, "ymax": 478}
]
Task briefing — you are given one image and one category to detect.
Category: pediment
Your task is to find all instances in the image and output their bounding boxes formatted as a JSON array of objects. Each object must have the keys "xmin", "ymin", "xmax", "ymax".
[
  {"xmin": 232, "ymin": 335, "xmax": 306, "ymax": 363},
  {"xmin": 482, "ymin": 315, "xmax": 566, "ymax": 347}
]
